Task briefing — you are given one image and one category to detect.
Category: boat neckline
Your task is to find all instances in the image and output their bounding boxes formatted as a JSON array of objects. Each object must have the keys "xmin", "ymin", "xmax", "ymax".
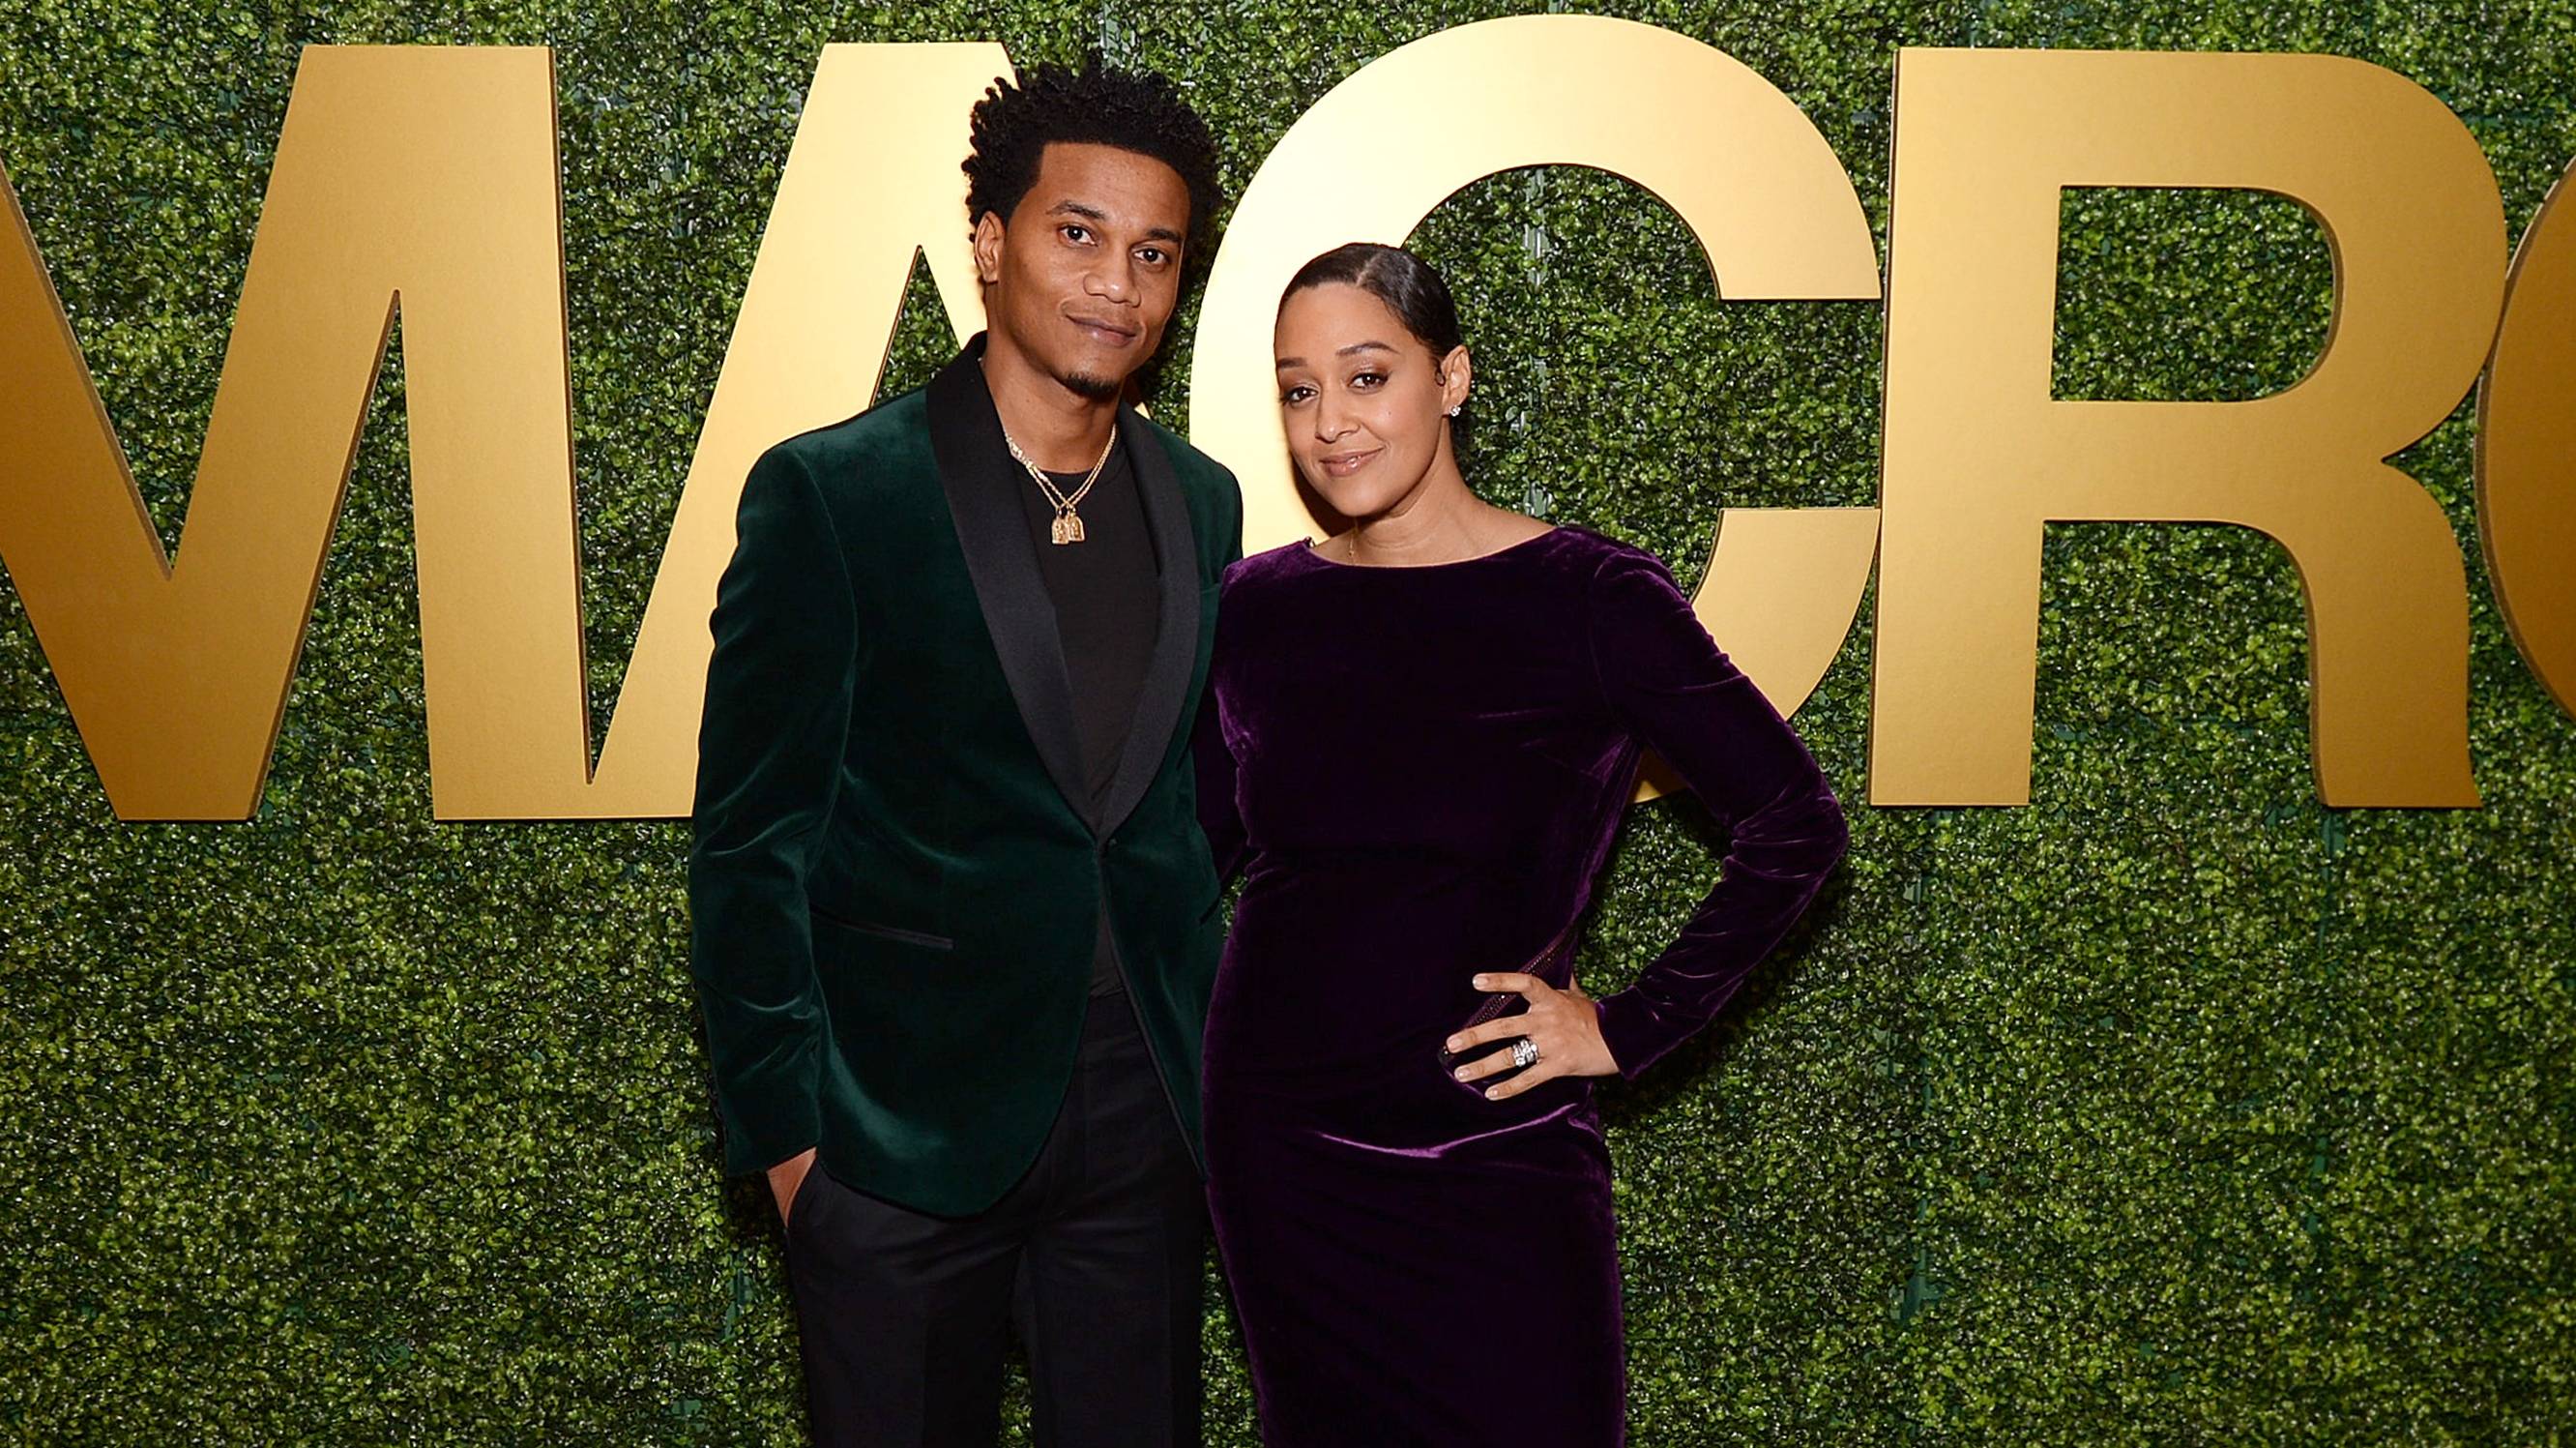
[{"xmin": 1294, "ymin": 525, "xmax": 1569, "ymax": 572}]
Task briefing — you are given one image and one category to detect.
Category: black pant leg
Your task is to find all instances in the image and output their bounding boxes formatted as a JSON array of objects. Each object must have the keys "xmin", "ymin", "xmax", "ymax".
[
  {"xmin": 1013, "ymin": 994, "xmax": 1209, "ymax": 1448},
  {"xmin": 786, "ymin": 1159, "xmax": 1031, "ymax": 1447}
]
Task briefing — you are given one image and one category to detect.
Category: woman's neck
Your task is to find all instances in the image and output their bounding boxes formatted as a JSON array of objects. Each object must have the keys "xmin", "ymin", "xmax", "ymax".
[{"xmin": 1334, "ymin": 468, "xmax": 1514, "ymax": 567}]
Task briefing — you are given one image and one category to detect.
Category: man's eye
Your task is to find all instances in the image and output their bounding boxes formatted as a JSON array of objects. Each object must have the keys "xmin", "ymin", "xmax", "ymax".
[
  {"xmin": 1136, "ymin": 247, "xmax": 1169, "ymax": 266},
  {"xmin": 1062, "ymin": 223, "xmax": 1093, "ymax": 244}
]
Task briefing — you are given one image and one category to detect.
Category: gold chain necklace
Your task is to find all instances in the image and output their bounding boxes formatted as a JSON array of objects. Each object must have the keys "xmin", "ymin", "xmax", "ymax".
[{"xmin": 998, "ymin": 421, "xmax": 1116, "ymax": 546}]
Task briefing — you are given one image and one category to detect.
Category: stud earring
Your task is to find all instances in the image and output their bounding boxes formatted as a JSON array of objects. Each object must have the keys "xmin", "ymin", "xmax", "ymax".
[{"xmin": 1445, "ymin": 404, "xmax": 1461, "ymax": 417}]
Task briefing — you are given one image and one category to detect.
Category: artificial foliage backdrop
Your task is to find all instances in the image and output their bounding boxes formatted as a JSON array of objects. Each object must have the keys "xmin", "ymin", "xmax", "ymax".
[{"xmin": 4, "ymin": 1, "xmax": 2574, "ymax": 1441}]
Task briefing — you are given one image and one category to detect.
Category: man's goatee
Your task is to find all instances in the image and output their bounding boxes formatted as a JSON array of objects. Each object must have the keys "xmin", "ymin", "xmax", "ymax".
[{"xmin": 1062, "ymin": 368, "xmax": 1123, "ymax": 401}]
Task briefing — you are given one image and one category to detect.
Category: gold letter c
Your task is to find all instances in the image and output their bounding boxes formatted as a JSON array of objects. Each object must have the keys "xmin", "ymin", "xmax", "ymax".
[{"xmin": 1185, "ymin": 15, "xmax": 1883, "ymax": 785}]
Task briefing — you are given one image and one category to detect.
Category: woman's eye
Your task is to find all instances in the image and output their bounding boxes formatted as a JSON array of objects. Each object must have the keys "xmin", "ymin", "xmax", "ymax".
[
  {"xmin": 1350, "ymin": 370, "xmax": 1386, "ymax": 389},
  {"xmin": 1280, "ymin": 385, "xmax": 1314, "ymax": 405}
]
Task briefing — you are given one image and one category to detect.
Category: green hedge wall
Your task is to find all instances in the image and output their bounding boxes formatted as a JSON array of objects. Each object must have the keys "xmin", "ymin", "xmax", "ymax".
[{"xmin": 5, "ymin": 1, "xmax": 2573, "ymax": 1441}]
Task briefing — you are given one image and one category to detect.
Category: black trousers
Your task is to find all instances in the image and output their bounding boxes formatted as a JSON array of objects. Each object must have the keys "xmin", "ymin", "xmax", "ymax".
[{"xmin": 784, "ymin": 992, "xmax": 1205, "ymax": 1447}]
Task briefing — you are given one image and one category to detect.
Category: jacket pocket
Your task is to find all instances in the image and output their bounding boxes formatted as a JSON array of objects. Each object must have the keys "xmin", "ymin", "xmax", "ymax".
[
  {"xmin": 809, "ymin": 902, "xmax": 954, "ymax": 952},
  {"xmin": 785, "ymin": 1158, "xmax": 829, "ymax": 1249}
]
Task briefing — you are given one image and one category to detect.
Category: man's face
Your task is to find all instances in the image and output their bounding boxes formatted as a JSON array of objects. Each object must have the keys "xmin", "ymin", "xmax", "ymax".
[{"xmin": 975, "ymin": 141, "xmax": 1192, "ymax": 400}]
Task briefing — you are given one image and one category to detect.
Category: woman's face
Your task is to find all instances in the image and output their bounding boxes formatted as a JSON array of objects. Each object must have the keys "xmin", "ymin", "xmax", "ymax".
[{"xmin": 1273, "ymin": 281, "xmax": 1469, "ymax": 519}]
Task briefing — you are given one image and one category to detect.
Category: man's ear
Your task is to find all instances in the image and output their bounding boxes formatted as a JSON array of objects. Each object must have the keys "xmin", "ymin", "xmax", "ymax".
[{"xmin": 972, "ymin": 211, "xmax": 1007, "ymax": 286}]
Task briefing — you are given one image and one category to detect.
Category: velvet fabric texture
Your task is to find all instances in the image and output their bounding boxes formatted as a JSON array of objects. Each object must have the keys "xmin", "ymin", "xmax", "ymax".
[
  {"xmin": 688, "ymin": 342, "xmax": 1242, "ymax": 1216},
  {"xmin": 1193, "ymin": 527, "xmax": 1847, "ymax": 1445}
]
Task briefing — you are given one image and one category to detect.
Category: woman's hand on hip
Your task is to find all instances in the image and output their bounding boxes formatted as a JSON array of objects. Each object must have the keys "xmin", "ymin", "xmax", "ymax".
[{"xmin": 1445, "ymin": 973, "xmax": 1621, "ymax": 1098}]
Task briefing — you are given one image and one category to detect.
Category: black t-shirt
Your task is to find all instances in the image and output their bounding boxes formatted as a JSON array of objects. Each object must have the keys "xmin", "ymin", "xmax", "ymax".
[{"xmin": 1012, "ymin": 434, "xmax": 1162, "ymax": 994}]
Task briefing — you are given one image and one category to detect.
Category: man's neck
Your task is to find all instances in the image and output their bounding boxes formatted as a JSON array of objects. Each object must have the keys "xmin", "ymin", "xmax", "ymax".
[{"xmin": 980, "ymin": 333, "xmax": 1122, "ymax": 471}]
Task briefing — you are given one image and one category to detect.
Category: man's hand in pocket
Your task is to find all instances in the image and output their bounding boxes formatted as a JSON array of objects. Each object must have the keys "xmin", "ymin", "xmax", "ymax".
[{"xmin": 768, "ymin": 1147, "xmax": 818, "ymax": 1228}]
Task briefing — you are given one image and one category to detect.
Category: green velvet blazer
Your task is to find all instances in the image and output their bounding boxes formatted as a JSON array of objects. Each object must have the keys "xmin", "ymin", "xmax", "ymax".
[{"xmin": 688, "ymin": 340, "xmax": 1244, "ymax": 1217}]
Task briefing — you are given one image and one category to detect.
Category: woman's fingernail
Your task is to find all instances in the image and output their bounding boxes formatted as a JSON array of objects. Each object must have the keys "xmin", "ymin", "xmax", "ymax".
[
  {"xmin": 1484, "ymin": 1087, "xmax": 1502, "ymax": 1100},
  {"xmin": 1471, "ymin": 975, "xmax": 1490, "ymax": 989},
  {"xmin": 1453, "ymin": 1068, "xmax": 1471, "ymax": 1081},
  {"xmin": 1444, "ymin": 1036, "xmax": 1463, "ymax": 1051}
]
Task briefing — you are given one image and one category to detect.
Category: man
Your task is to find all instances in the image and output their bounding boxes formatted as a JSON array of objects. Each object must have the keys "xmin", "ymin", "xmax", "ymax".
[{"xmin": 687, "ymin": 61, "xmax": 1239, "ymax": 1447}]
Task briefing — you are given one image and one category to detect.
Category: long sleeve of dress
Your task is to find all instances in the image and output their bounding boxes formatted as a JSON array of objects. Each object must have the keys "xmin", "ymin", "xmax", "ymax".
[
  {"xmin": 1192, "ymin": 685, "xmax": 1248, "ymax": 892},
  {"xmin": 1193, "ymin": 525, "xmax": 1249, "ymax": 891},
  {"xmin": 1583, "ymin": 547, "xmax": 1847, "ymax": 1080},
  {"xmin": 686, "ymin": 446, "xmax": 858, "ymax": 1174}
]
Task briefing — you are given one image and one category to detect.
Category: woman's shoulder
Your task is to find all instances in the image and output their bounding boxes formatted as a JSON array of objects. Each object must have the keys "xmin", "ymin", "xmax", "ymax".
[
  {"xmin": 1537, "ymin": 526, "xmax": 1681, "ymax": 581},
  {"xmin": 1530, "ymin": 524, "xmax": 1645, "ymax": 564},
  {"xmin": 1519, "ymin": 526, "xmax": 1683, "ymax": 598},
  {"xmin": 1220, "ymin": 539, "xmax": 1318, "ymax": 594}
]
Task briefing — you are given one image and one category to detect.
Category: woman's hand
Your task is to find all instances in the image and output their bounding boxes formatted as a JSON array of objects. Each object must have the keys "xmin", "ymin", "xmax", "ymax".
[{"xmin": 1445, "ymin": 973, "xmax": 1622, "ymax": 1099}]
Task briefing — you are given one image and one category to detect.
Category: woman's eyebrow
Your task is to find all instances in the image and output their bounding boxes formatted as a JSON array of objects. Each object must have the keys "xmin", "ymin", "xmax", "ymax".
[{"xmin": 1278, "ymin": 340, "xmax": 1399, "ymax": 369}]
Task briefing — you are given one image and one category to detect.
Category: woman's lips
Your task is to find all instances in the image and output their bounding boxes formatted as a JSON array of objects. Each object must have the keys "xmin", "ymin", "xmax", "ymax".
[{"xmin": 1318, "ymin": 447, "xmax": 1381, "ymax": 478}]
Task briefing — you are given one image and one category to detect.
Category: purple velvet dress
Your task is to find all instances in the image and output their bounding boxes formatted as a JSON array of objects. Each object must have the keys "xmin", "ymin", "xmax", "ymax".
[{"xmin": 1191, "ymin": 526, "xmax": 1847, "ymax": 1447}]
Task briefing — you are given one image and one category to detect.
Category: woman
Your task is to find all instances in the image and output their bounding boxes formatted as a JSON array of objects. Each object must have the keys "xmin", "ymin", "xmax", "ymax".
[{"xmin": 1192, "ymin": 242, "xmax": 1849, "ymax": 1446}]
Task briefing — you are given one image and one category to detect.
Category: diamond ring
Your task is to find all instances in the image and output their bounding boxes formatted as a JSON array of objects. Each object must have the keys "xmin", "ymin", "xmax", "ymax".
[{"xmin": 1510, "ymin": 1037, "xmax": 1540, "ymax": 1070}]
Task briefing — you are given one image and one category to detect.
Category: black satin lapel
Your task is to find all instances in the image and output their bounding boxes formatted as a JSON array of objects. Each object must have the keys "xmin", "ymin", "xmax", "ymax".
[
  {"xmin": 1098, "ymin": 410, "xmax": 1204, "ymax": 836},
  {"xmin": 925, "ymin": 348, "xmax": 1090, "ymax": 825}
]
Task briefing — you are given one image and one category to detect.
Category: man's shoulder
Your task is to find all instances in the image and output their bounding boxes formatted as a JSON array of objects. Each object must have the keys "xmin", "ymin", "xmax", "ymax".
[{"xmin": 755, "ymin": 386, "xmax": 936, "ymax": 488}]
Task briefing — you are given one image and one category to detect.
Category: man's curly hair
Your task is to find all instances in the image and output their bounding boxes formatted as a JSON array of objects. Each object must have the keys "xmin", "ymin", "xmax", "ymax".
[{"xmin": 962, "ymin": 60, "xmax": 1224, "ymax": 258}]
